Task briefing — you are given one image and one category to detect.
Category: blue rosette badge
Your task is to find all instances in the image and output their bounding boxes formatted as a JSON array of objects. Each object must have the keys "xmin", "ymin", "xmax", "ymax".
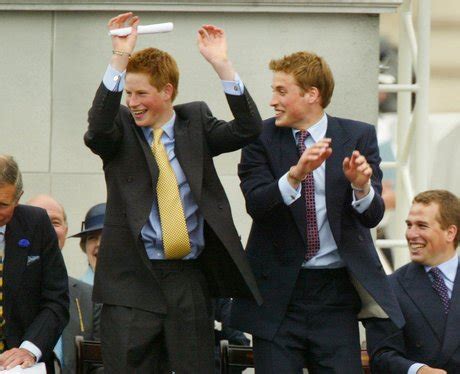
[{"xmin": 18, "ymin": 239, "xmax": 30, "ymax": 248}]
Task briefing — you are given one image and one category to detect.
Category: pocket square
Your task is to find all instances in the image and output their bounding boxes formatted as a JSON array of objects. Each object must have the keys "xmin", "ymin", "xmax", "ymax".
[{"xmin": 27, "ymin": 255, "xmax": 40, "ymax": 265}]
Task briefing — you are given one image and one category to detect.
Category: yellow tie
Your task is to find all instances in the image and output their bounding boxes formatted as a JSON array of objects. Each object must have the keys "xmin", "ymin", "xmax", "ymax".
[{"xmin": 151, "ymin": 128, "xmax": 191, "ymax": 259}]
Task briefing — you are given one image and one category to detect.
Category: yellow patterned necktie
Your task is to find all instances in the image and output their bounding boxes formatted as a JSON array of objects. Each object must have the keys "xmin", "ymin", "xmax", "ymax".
[{"xmin": 151, "ymin": 128, "xmax": 191, "ymax": 259}]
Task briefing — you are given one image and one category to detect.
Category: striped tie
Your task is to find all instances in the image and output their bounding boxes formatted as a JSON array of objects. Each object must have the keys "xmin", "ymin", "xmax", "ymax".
[{"xmin": 151, "ymin": 128, "xmax": 191, "ymax": 259}]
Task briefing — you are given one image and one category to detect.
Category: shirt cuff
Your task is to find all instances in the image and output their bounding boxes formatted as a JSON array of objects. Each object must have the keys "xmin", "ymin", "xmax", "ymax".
[
  {"xmin": 221, "ymin": 73, "xmax": 245, "ymax": 95},
  {"xmin": 20, "ymin": 341, "xmax": 42, "ymax": 362},
  {"xmin": 278, "ymin": 172, "xmax": 301, "ymax": 206},
  {"xmin": 351, "ymin": 185, "xmax": 375, "ymax": 213},
  {"xmin": 103, "ymin": 64, "xmax": 125, "ymax": 92},
  {"xmin": 408, "ymin": 363, "xmax": 426, "ymax": 374}
]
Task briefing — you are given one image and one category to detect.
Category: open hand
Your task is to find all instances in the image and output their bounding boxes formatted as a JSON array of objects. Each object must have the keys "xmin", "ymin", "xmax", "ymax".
[
  {"xmin": 342, "ymin": 150, "xmax": 372, "ymax": 189},
  {"xmin": 288, "ymin": 138, "xmax": 332, "ymax": 187},
  {"xmin": 197, "ymin": 25, "xmax": 235, "ymax": 80}
]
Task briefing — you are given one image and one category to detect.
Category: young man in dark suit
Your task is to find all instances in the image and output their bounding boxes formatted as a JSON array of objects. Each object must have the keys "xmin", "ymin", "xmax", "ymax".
[
  {"xmin": 27, "ymin": 194, "xmax": 101, "ymax": 373},
  {"xmin": 0, "ymin": 155, "xmax": 69, "ymax": 372},
  {"xmin": 230, "ymin": 51, "xmax": 404, "ymax": 373},
  {"xmin": 366, "ymin": 190, "xmax": 460, "ymax": 374},
  {"xmin": 85, "ymin": 12, "xmax": 262, "ymax": 373}
]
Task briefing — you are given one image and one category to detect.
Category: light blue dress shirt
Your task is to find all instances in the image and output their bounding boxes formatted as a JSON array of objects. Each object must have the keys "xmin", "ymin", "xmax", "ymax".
[
  {"xmin": 408, "ymin": 254, "xmax": 459, "ymax": 374},
  {"xmin": 278, "ymin": 113, "xmax": 375, "ymax": 268},
  {"xmin": 102, "ymin": 64, "xmax": 244, "ymax": 259},
  {"xmin": 80, "ymin": 266, "xmax": 95, "ymax": 286}
]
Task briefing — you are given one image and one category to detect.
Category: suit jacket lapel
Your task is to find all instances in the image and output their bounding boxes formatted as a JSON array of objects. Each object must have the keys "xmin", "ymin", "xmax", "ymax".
[
  {"xmin": 4, "ymin": 212, "xmax": 29, "ymax": 319},
  {"xmin": 401, "ymin": 263, "xmax": 447, "ymax": 342},
  {"xmin": 439, "ymin": 261, "xmax": 460, "ymax": 364},
  {"xmin": 174, "ymin": 115, "xmax": 203, "ymax": 203},
  {"xmin": 275, "ymin": 127, "xmax": 308, "ymax": 248},
  {"xmin": 324, "ymin": 115, "xmax": 352, "ymax": 239},
  {"xmin": 132, "ymin": 122, "xmax": 159, "ymax": 188}
]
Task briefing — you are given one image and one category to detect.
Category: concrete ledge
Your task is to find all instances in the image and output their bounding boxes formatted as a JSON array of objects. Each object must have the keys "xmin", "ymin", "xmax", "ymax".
[{"xmin": 0, "ymin": 1, "xmax": 402, "ymax": 14}]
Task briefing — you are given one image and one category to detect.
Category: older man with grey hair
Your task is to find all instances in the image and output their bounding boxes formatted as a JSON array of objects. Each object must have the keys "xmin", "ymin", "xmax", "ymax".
[{"xmin": 0, "ymin": 155, "xmax": 68, "ymax": 373}]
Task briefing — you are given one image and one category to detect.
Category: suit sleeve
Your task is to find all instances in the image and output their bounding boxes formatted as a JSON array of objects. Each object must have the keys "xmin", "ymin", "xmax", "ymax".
[
  {"xmin": 23, "ymin": 212, "xmax": 69, "ymax": 361},
  {"xmin": 203, "ymin": 89, "xmax": 262, "ymax": 156},
  {"xmin": 85, "ymin": 82, "xmax": 124, "ymax": 161},
  {"xmin": 364, "ymin": 318, "xmax": 416, "ymax": 374},
  {"xmin": 238, "ymin": 136, "xmax": 287, "ymax": 223},
  {"xmin": 352, "ymin": 124, "xmax": 385, "ymax": 228}
]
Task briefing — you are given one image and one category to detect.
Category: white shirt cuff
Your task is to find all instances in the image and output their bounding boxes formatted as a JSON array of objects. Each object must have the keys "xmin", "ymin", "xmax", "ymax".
[
  {"xmin": 20, "ymin": 341, "xmax": 42, "ymax": 362},
  {"xmin": 408, "ymin": 363, "xmax": 426, "ymax": 374},
  {"xmin": 351, "ymin": 185, "xmax": 375, "ymax": 213},
  {"xmin": 221, "ymin": 73, "xmax": 245, "ymax": 95},
  {"xmin": 278, "ymin": 172, "xmax": 301, "ymax": 206},
  {"xmin": 103, "ymin": 64, "xmax": 125, "ymax": 92}
]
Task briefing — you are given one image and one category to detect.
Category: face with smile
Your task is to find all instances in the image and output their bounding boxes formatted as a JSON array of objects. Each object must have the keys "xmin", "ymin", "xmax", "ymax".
[
  {"xmin": 270, "ymin": 71, "xmax": 320, "ymax": 129},
  {"xmin": 0, "ymin": 183, "xmax": 21, "ymax": 227},
  {"xmin": 125, "ymin": 72, "xmax": 174, "ymax": 129},
  {"xmin": 405, "ymin": 202, "xmax": 457, "ymax": 266}
]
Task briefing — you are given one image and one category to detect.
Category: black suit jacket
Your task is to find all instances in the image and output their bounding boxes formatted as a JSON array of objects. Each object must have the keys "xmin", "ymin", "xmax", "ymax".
[
  {"xmin": 4, "ymin": 205, "xmax": 69, "ymax": 366},
  {"xmin": 366, "ymin": 260, "xmax": 460, "ymax": 373},
  {"xmin": 231, "ymin": 115, "xmax": 404, "ymax": 341},
  {"xmin": 62, "ymin": 277, "xmax": 100, "ymax": 374},
  {"xmin": 85, "ymin": 83, "xmax": 263, "ymax": 312}
]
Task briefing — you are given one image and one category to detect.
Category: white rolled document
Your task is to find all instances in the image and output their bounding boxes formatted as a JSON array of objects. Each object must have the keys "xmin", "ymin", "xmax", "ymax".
[{"xmin": 109, "ymin": 22, "xmax": 174, "ymax": 37}]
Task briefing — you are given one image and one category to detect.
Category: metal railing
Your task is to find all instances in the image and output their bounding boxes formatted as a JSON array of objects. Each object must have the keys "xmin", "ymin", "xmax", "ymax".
[{"xmin": 376, "ymin": 0, "xmax": 431, "ymax": 270}]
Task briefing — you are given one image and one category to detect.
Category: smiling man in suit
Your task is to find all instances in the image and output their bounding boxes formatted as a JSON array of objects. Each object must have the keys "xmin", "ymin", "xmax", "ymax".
[
  {"xmin": 0, "ymin": 155, "xmax": 69, "ymax": 372},
  {"xmin": 366, "ymin": 190, "xmax": 460, "ymax": 374},
  {"xmin": 84, "ymin": 12, "xmax": 262, "ymax": 373},
  {"xmin": 230, "ymin": 51, "xmax": 404, "ymax": 373}
]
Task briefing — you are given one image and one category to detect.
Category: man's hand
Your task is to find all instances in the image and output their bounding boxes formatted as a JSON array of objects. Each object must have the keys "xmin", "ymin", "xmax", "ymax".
[
  {"xmin": 197, "ymin": 25, "xmax": 235, "ymax": 81},
  {"xmin": 0, "ymin": 348, "xmax": 36, "ymax": 370},
  {"xmin": 288, "ymin": 138, "xmax": 332, "ymax": 188},
  {"xmin": 417, "ymin": 365, "xmax": 447, "ymax": 374},
  {"xmin": 108, "ymin": 12, "xmax": 140, "ymax": 72},
  {"xmin": 343, "ymin": 150, "xmax": 372, "ymax": 197}
]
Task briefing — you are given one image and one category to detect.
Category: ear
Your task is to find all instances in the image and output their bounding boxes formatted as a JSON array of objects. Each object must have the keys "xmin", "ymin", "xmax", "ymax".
[
  {"xmin": 15, "ymin": 190, "xmax": 24, "ymax": 206},
  {"xmin": 446, "ymin": 224, "xmax": 458, "ymax": 244},
  {"xmin": 161, "ymin": 83, "xmax": 174, "ymax": 101},
  {"xmin": 304, "ymin": 86, "xmax": 321, "ymax": 105}
]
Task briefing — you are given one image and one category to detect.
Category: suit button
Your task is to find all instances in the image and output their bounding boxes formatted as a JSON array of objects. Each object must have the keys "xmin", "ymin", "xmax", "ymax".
[
  {"xmin": 358, "ymin": 235, "xmax": 364, "ymax": 241},
  {"xmin": 218, "ymin": 204, "xmax": 223, "ymax": 210},
  {"xmin": 415, "ymin": 342, "xmax": 422, "ymax": 348},
  {"xmin": 127, "ymin": 176, "xmax": 133, "ymax": 182}
]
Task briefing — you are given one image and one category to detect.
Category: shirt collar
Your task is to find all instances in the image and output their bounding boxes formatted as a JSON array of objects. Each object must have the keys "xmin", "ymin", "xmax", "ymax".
[
  {"xmin": 0, "ymin": 225, "xmax": 5, "ymax": 235},
  {"xmin": 292, "ymin": 112, "xmax": 328, "ymax": 142},
  {"xmin": 141, "ymin": 111, "xmax": 176, "ymax": 142},
  {"xmin": 425, "ymin": 254, "xmax": 459, "ymax": 283}
]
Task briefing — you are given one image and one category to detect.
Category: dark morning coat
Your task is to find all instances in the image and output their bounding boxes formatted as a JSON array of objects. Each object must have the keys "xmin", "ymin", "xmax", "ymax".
[
  {"xmin": 366, "ymin": 260, "xmax": 460, "ymax": 373},
  {"xmin": 85, "ymin": 83, "xmax": 263, "ymax": 313},
  {"xmin": 231, "ymin": 115, "xmax": 404, "ymax": 341},
  {"xmin": 4, "ymin": 205, "xmax": 69, "ymax": 369}
]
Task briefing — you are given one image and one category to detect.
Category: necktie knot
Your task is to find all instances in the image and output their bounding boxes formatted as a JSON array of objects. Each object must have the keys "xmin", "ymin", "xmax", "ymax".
[
  {"xmin": 153, "ymin": 128, "xmax": 163, "ymax": 148},
  {"xmin": 297, "ymin": 130, "xmax": 310, "ymax": 155},
  {"xmin": 429, "ymin": 267, "xmax": 450, "ymax": 314}
]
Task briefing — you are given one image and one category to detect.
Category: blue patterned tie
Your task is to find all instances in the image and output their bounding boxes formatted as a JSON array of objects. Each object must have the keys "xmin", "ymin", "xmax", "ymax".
[{"xmin": 429, "ymin": 267, "xmax": 450, "ymax": 314}]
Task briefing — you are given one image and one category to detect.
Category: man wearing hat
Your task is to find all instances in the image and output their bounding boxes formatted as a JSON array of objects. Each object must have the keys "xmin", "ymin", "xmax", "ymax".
[{"xmin": 71, "ymin": 203, "xmax": 106, "ymax": 286}]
